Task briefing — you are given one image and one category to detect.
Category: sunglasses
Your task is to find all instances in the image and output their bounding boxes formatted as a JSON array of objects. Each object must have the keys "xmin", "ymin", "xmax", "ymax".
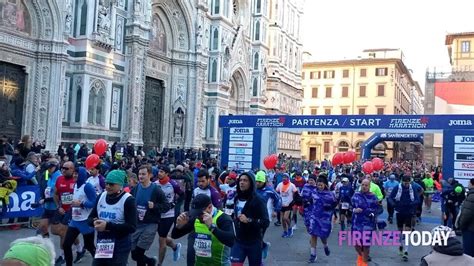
[
  {"xmin": 61, "ymin": 167, "xmax": 71, "ymax": 170},
  {"xmin": 105, "ymin": 182, "xmax": 117, "ymax": 186}
]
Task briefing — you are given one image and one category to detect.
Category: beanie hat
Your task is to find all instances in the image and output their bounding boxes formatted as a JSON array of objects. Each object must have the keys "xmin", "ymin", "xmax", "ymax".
[
  {"xmin": 105, "ymin": 170, "xmax": 126, "ymax": 186},
  {"xmin": 3, "ymin": 236, "xmax": 55, "ymax": 266},
  {"xmin": 255, "ymin": 171, "xmax": 266, "ymax": 183},
  {"xmin": 454, "ymin": 186, "xmax": 463, "ymax": 194}
]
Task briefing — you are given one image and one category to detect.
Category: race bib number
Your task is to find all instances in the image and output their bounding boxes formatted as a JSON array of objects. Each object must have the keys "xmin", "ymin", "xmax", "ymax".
[
  {"xmin": 224, "ymin": 208, "xmax": 234, "ymax": 216},
  {"xmin": 72, "ymin": 207, "xmax": 82, "ymax": 219},
  {"xmin": 61, "ymin": 193, "xmax": 73, "ymax": 205},
  {"xmin": 95, "ymin": 239, "xmax": 115, "ymax": 259},
  {"xmin": 281, "ymin": 192, "xmax": 289, "ymax": 197},
  {"xmin": 44, "ymin": 187, "xmax": 52, "ymax": 198},
  {"xmin": 194, "ymin": 234, "xmax": 212, "ymax": 258},
  {"xmin": 341, "ymin": 202, "xmax": 349, "ymax": 210},
  {"xmin": 137, "ymin": 205, "xmax": 147, "ymax": 221}
]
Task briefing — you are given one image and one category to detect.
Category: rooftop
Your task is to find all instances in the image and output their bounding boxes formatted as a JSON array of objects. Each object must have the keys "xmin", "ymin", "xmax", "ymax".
[{"xmin": 445, "ymin": 32, "xmax": 474, "ymax": 45}]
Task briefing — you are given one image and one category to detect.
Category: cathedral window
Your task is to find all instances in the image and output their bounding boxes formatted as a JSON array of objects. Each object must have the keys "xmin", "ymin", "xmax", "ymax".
[
  {"xmin": 253, "ymin": 52, "xmax": 259, "ymax": 70},
  {"xmin": 212, "ymin": 28, "xmax": 219, "ymax": 50},
  {"xmin": 87, "ymin": 82, "xmax": 106, "ymax": 126},
  {"xmin": 209, "ymin": 115, "xmax": 215, "ymax": 138},
  {"xmin": 212, "ymin": 0, "xmax": 220, "ymax": 15},
  {"xmin": 75, "ymin": 87, "xmax": 82, "ymax": 123},
  {"xmin": 79, "ymin": 0, "xmax": 87, "ymax": 35},
  {"xmin": 254, "ymin": 21, "xmax": 260, "ymax": 41},
  {"xmin": 256, "ymin": 0, "xmax": 262, "ymax": 13},
  {"xmin": 252, "ymin": 78, "xmax": 258, "ymax": 97},
  {"xmin": 209, "ymin": 58, "xmax": 218, "ymax": 83}
]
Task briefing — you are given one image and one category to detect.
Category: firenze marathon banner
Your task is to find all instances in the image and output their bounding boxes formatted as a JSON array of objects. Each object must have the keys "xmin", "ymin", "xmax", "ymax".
[
  {"xmin": 1, "ymin": 185, "xmax": 43, "ymax": 218},
  {"xmin": 444, "ymin": 130, "xmax": 474, "ymax": 187},
  {"xmin": 219, "ymin": 115, "xmax": 474, "ymax": 131}
]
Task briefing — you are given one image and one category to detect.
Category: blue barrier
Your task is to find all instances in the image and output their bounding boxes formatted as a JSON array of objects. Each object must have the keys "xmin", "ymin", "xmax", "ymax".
[{"xmin": 0, "ymin": 185, "xmax": 43, "ymax": 218}]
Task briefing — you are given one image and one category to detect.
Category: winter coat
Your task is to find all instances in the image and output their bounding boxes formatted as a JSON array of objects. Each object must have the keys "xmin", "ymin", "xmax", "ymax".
[
  {"xmin": 458, "ymin": 189, "xmax": 474, "ymax": 232},
  {"xmin": 421, "ymin": 237, "xmax": 474, "ymax": 266}
]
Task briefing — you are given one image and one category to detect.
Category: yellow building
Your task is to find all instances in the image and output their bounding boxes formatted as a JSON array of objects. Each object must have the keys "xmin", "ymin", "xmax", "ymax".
[
  {"xmin": 301, "ymin": 49, "xmax": 422, "ymax": 161},
  {"xmin": 446, "ymin": 32, "xmax": 474, "ymax": 70},
  {"xmin": 424, "ymin": 32, "xmax": 474, "ymax": 165}
]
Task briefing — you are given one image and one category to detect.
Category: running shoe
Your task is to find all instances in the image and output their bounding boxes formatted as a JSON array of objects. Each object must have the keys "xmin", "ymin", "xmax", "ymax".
[
  {"xmin": 287, "ymin": 227, "xmax": 294, "ymax": 237},
  {"xmin": 398, "ymin": 246, "xmax": 404, "ymax": 256},
  {"xmin": 262, "ymin": 242, "xmax": 271, "ymax": 259},
  {"xmin": 150, "ymin": 256, "xmax": 158, "ymax": 266},
  {"xmin": 73, "ymin": 250, "xmax": 86, "ymax": 263},
  {"xmin": 274, "ymin": 221, "xmax": 282, "ymax": 226},
  {"xmin": 292, "ymin": 224, "xmax": 297, "ymax": 230},
  {"xmin": 324, "ymin": 246, "xmax": 330, "ymax": 256},
  {"xmin": 388, "ymin": 217, "xmax": 393, "ymax": 224},
  {"xmin": 308, "ymin": 254, "xmax": 317, "ymax": 263},
  {"xmin": 281, "ymin": 231, "xmax": 288, "ymax": 238},
  {"xmin": 367, "ymin": 255, "xmax": 372, "ymax": 261},
  {"xmin": 173, "ymin": 243, "xmax": 182, "ymax": 261},
  {"xmin": 402, "ymin": 251, "xmax": 408, "ymax": 261},
  {"xmin": 54, "ymin": 256, "xmax": 65, "ymax": 266}
]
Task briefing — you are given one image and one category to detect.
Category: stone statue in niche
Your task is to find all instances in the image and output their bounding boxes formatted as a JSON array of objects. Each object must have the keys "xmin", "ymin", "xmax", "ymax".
[
  {"xmin": 97, "ymin": 0, "xmax": 111, "ymax": 33},
  {"xmin": 178, "ymin": 33, "xmax": 185, "ymax": 48},
  {"xmin": 174, "ymin": 111, "xmax": 184, "ymax": 137},
  {"xmin": 222, "ymin": 47, "xmax": 231, "ymax": 81},
  {"xmin": 64, "ymin": 0, "xmax": 73, "ymax": 33},
  {"xmin": 134, "ymin": 0, "xmax": 141, "ymax": 13},
  {"xmin": 196, "ymin": 25, "xmax": 203, "ymax": 48},
  {"xmin": 65, "ymin": 14, "xmax": 72, "ymax": 33}
]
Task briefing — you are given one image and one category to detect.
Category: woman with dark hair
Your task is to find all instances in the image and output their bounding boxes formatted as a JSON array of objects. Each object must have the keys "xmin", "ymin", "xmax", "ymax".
[
  {"xmin": 351, "ymin": 178, "xmax": 379, "ymax": 266},
  {"xmin": 302, "ymin": 175, "xmax": 337, "ymax": 263}
]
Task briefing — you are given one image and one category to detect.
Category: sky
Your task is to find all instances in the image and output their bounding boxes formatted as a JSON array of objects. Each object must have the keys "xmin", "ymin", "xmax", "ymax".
[{"xmin": 301, "ymin": 0, "xmax": 474, "ymax": 88}]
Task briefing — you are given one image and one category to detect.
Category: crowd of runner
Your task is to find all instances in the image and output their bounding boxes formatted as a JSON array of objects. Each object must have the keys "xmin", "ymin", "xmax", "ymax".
[{"xmin": 1, "ymin": 135, "xmax": 474, "ymax": 265}]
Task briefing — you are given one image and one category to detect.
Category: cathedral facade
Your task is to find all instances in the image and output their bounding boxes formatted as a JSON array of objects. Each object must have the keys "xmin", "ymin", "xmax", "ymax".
[{"xmin": 0, "ymin": 0, "xmax": 303, "ymax": 153}]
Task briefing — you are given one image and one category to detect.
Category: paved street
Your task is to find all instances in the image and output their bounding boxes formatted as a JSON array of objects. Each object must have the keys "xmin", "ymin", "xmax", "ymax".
[{"xmin": 0, "ymin": 202, "xmax": 451, "ymax": 265}]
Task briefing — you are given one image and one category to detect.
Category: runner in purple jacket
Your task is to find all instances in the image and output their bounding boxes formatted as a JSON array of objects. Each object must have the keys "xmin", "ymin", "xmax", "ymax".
[{"xmin": 303, "ymin": 175, "xmax": 337, "ymax": 263}]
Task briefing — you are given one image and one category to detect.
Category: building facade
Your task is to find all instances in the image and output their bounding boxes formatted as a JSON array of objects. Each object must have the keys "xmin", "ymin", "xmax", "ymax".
[
  {"xmin": 424, "ymin": 32, "xmax": 474, "ymax": 166},
  {"xmin": 301, "ymin": 49, "xmax": 423, "ymax": 161},
  {"xmin": 0, "ymin": 0, "xmax": 303, "ymax": 152}
]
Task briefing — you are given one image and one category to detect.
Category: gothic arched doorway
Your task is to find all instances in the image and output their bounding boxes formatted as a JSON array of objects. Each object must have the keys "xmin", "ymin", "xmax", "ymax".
[{"xmin": 0, "ymin": 62, "xmax": 26, "ymax": 141}]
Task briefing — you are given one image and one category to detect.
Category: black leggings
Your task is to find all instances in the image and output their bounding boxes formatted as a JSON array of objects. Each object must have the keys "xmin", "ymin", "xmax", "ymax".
[
  {"xmin": 131, "ymin": 247, "xmax": 154, "ymax": 266},
  {"xmin": 63, "ymin": 227, "xmax": 95, "ymax": 266},
  {"xmin": 443, "ymin": 204, "xmax": 458, "ymax": 229}
]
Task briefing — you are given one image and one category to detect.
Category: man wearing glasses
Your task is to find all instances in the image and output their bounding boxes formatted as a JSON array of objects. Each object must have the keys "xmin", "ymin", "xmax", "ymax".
[{"xmin": 53, "ymin": 161, "xmax": 81, "ymax": 265}]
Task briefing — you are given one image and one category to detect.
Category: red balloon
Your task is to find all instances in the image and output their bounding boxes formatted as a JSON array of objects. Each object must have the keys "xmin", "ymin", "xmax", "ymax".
[
  {"xmin": 372, "ymin": 157, "xmax": 384, "ymax": 171},
  {"xmin": 85, "ymin": 154, "xmax": 101, "ymax": 169},
  {"xmin": 343, "ymin": 151, "xmax": 356, "ymax": 164},
  {"xmin": 332, "ymin": 152, "xmax": 344, "ymax": 166},
  {"xmin": 94, "ymin": 139, "xmax": 108, "ymax": 156},
  {"xmin": 362, "ymin": 161, "xmax": 374, "ymax": 174},
  {"xmin": 263, "ymin": 154, "xmax": 278, "ymax": 169}
]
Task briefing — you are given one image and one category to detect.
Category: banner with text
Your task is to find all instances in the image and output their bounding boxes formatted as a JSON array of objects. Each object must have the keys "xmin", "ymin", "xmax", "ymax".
[
  {"xmin": 0, "ymin": 185, "xmax": 43, "ymax": 218},
  {"xmin": 219, "ymin": 115, "xmax": 474, "ymax": 131}
]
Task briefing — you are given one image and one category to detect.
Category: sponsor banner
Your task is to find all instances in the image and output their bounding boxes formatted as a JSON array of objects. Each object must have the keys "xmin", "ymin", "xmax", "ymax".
[
  {"xmin": 228, "ymin": 154, "xmax": 252, "ymax": 162},
  {"xmin": 455, "ymin": 136, "xmax": 474, "ymax": 144},
  {"xmin": 227, "ymin": 161, "xmax": 252, "ymax": 170},
  {"xmin": 455, "ymin": 153, "xmax": 474, "ymax": 161},
  {"xmin": 454, "ymin": 170, "xmax": 474, "ymax": 179},
  {"xmin": 219, "ymin": 115, "xmax": 474, "ymax": 130},
  {"xmin": 454, "ymin": 144, "xmax": 474, "ymax": 153},
  {"xmin": 229, "ymin": 135, "xmax": 254, "ymax": 141},
  {"xmin": 1, "ymin": 185, "xmax": 43, "ymax": 218},
  {"xmin": 229, "ymin": 148, "xmax": 253, "ymax": 155},
  {"xmin": 230, "ymin": 128, "xmax": 254, "ymax": 134},
  {"xmin": 229, "ymin": 142, "xmax": 253, "ymax": 148},
  {"xmin": 454, "ymin": 162, "xmax": 474, "ymax": 170}
]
